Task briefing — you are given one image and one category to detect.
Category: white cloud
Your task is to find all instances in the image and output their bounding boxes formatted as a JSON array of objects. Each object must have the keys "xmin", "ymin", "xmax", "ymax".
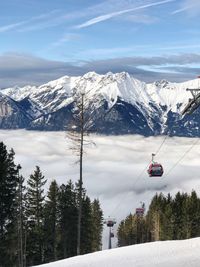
[{"xmin": 75, "ymin": 0, "xmax": 175, "ymax": 29}]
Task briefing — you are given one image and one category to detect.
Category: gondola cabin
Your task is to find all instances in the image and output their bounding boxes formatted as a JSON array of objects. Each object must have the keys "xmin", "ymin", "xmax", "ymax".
[
  {"xmin": 136, "ymin": 207, "xmax": 144, "ymax": 216},
  {"xmin": 148, "ymin": 163, "xmax": 163, "ymax": 177},
  {"xmin": 107, "ymin": 220, "xmax": 115, "ymax": 227}
]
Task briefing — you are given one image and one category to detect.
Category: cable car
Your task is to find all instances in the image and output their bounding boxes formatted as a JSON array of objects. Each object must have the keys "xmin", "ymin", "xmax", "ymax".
[
  {"xmin": 107, "ymin": 220, "xmax": 114, "ymax": 227},
  {"xmin": 147, "ymin": 154, "xmax": 163, "ymax": 177},
  {"xmin": 136, "ymin": 202, "xmax": 145, "ymax": 216},
  {"xmin": 104, "ymin": 218, "xmax": 116, "ymax": 227},
  {"xmin": 136, "ymin": 207, "xmax": 144, "ymax": 216}
]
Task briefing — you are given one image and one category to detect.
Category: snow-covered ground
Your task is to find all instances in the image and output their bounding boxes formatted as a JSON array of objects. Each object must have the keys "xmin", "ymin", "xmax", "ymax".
[{"xmin": 35, "ymin": 238, "xmax": 200, "ymax": 267}]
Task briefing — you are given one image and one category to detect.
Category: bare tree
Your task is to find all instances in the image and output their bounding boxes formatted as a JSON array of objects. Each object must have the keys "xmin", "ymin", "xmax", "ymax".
[{"xmin": 66, "ymin": 87, "xmax": 98, "ymax": 255}]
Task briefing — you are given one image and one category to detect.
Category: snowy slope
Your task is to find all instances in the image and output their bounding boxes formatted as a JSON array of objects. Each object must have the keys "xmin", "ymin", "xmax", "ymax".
[
  {"xmin": 35, "ymin": 238, "xmax": 200, "ymax": 267},
  {"xmin": 2, "ymin": 85, "xmax": 37, "ymax": 101},
  {"xmin": 146, "ymin": 79, "xmax": 199, "ymax": 113}
]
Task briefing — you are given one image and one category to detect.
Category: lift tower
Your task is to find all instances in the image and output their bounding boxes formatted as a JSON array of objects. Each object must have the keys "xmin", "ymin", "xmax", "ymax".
[
  {"xmin": 104, "ymin": 218, "xmax": 116, "ymax": 249},
  {"xmin": 182, "ymin": 88, "xmax": 200, "ymax": 115},
  {"xmin": 182, "ymin": 76, "xmax": 200, "ymax": 115}
]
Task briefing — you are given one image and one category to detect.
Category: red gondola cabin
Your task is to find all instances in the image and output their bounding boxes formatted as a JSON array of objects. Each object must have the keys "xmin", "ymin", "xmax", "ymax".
[{"xmin": 148, "ymin": 163, "xmax": 163, "ymax": 177}]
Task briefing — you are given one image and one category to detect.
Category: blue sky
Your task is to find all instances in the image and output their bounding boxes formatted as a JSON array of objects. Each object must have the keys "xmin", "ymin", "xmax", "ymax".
[{"xmin": 0, "ymin": 0, "xmax": 200, "ymax": 87}]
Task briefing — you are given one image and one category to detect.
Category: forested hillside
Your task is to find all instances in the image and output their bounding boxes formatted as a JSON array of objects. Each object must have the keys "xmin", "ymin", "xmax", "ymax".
[{"xmin": 118, "ymin": 192, "xmax": 200, "ymax": 246}]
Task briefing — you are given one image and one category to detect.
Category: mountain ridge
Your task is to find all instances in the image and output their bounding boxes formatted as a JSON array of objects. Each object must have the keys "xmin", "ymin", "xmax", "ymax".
[{"xmin": 0, "ymin": 72, "xmax": 199, "ymax": 136}]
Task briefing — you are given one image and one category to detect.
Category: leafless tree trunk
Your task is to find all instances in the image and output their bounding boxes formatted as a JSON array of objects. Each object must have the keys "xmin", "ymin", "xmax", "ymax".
[
  {"xmin": 17, "ymin": 166, "xmax": 24, "ymax": 267},
  {"xmin": 67, "ymin": 90, "xmax": 96, "ymax": 255},
  {"xmin": 77, "ymin": 93, "xmax": 84, "ymax": 255}
]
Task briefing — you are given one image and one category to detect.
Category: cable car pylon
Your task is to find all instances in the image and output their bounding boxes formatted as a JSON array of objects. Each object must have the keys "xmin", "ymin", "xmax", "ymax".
[
  {"xmin": 181, "ymin": 76, "xmax": 200, "ymax": 115},
  {"xmin": 104, "ymin": 218, "xmax": 116, "ymax": 249}
]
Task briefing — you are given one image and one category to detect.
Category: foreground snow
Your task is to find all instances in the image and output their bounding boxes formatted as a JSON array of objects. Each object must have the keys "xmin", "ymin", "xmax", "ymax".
[{"xmin": 36, "ymin": 238, "xmax": 200, "ymax": 267}]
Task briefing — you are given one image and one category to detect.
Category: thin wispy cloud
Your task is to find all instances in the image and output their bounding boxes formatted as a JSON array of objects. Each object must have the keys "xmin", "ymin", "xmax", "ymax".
[
  {"xmin": 75, "ymin": 0, "xmax": 175, "ymax": 29},
  {"xmin": 17, "ymin": 17, "xmax": 67, "ymax": 32},
  {"xmin": 0, "ymin": 21, "xmax": 27, "ymax": 33},
  {"xmin": 172, "ymin": 0, "xmax": 200, "ymax": 16},
  {"xmin": 171, "ymin": 6, "xmax": 190, "ymax": 15},
  {"xmin": 50, "ymin": 33, "xmax": 81, "ymax": 48},
  {"xmin": 0, "ymin": 10, "xmax": 60, "ymax": 33},
  {"xmin": 124, "ymin": 14, "xmax": 159, "ymax": 24}
]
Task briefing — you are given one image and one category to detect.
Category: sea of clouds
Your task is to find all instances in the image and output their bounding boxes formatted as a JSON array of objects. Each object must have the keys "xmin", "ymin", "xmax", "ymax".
[{"xmin": 0, "ymin": 130, "xmax": 199, "ymax": 248}]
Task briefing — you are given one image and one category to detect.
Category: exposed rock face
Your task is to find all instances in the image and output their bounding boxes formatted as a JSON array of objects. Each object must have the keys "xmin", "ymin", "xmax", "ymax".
[{"xmin": 0, "ymin": 93, "xmax": 30, "ymax": 129}]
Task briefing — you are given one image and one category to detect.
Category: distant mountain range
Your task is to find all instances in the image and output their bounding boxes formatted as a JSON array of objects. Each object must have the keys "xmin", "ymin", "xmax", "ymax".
[{"xmin": 0, "ymin": 72, "xmax": 199, "ymax": 136}]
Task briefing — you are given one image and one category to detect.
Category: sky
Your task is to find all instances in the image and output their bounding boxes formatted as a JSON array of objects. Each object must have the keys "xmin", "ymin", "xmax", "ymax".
[
  {"xmin": 0, "ymin": 0, "xmax": 200, "ymax": 87},
  {"xmin": 0, "ymin": 130, "xmax": 199, "ymax": 248}
]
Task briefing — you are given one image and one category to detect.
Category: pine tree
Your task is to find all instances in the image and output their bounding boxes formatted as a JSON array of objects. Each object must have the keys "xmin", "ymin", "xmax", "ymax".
[
  {"xmin": 43, "ymin": 180, "xmax": 59, "ymax": 263},
  {"xmin": 26, "ymin": 166, "xmax": 47, "ymax": 266},
  {"xmin": 0, "ymin": 142, "xmax": 19, "ymax": 267},
  {"xmin": 15, "ymin": 173, "xmax": 27, "ymax": 267},
  {"xmin": 160, "ymin": 202, "xmax": 173, "ymax": 240},
  {"xmin": 117, "ymin": 214, "xmax": 137, "ymax": 246},
  {"xmin": 189, "ymin": 191, "xmax": 200, "ymax": 237},
  {"xmin": 172, "ymin": 192, "xmax": 188, "ymax": 239},
  {"xmin": 57, "ymin": 181, "xmax": 77, "ymax": 259},
  {"xmin": 80, "ymin": 196, "xmax": 93, "ymax": 254},
  {"xmin": 135, "ymin": 215, "xmax": 147, "ymax": 244},
  {"xmin": 117, "ymin": 220, "xmax": 127, "ymax": 247},
  {"xmin": 91, "ymin": 199, "xmax": 104, "ymax": 252}
]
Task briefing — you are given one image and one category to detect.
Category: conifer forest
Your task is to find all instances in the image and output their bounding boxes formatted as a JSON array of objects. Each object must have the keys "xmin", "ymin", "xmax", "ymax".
[
  {"xmin": 0, "ymin": 142, "xmax": 103, "ymax": 267},
  {"xmin": 118, "ymin": 191, "xmax": 200, "ymax": 246}
]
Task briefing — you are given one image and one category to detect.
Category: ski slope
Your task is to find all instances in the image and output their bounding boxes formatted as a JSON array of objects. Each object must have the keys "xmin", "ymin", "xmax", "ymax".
[{"xmin": 36, "ymin": 238, "xmax": 200, "ymax": 267}]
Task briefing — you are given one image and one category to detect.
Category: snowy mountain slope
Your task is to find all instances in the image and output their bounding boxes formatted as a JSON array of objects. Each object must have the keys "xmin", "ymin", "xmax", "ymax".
[
  {"xmin": 2, "ymin": 85, "xmax": 37, "ymax": 101},
  {"xmin": 146, "ymin": 79, "xmax": 199, "ymax": 112},
  {"xmin": 0, "ymin": 92, "xmax": 31, "ymax": 128},
  {"xmin": 35, "ymin": 238, "xmax": 200, "ymax": 267},
  {"xmin": 1, "ymin": 72, "xmax": 200, "ymax": 136}
]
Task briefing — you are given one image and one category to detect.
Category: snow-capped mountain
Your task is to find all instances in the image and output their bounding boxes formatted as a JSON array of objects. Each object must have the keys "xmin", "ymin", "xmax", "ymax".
[{"xmin": 0, "ymin": 72, "xmax": 200, "ymax": 136}]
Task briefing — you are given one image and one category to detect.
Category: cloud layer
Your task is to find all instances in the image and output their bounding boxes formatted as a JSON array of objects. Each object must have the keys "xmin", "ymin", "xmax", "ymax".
[
  {"xmin": 0, "ymin": 52, "xmax": 200, "ymax": 88},
  {"xmin": 0, "ymin": 130, "xmax": 199, "ymax": 247}
]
